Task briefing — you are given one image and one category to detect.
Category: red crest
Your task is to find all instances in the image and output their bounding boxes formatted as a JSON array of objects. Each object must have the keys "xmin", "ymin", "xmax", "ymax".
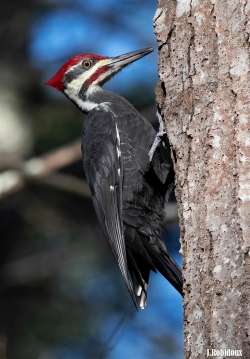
[{"xmin": 46, "ymin": 53, "xmax": 107, "ymax": 91}]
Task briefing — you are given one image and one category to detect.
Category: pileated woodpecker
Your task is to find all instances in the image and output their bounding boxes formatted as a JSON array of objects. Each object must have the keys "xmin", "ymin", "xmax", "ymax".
[{"xmin": 47, "ymin": 47, "xmax": 183, "ymax": 309}]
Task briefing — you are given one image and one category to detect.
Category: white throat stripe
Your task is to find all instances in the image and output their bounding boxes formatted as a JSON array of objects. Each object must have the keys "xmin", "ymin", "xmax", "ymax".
[{"xmin": 65, "ymin": 59, "xmax": 110, "ymax": 98}]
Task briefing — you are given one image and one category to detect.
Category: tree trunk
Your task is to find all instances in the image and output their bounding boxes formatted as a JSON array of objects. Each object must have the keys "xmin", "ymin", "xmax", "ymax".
[{"xmin": 154, "ymin": 0, "xmax": 250, "ymax": 357}]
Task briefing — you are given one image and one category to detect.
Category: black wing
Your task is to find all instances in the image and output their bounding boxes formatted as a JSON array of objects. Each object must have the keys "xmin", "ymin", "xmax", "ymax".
[{"xmin": 82, "ymin": 109, "xmax": 136, "ymax": 303}]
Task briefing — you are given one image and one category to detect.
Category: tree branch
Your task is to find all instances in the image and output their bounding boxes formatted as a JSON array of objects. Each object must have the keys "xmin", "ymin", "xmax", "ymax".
[
  {"xmin": 34, "ymin": 172, "xmax": 90, "ymax": 198},
  {"xmin": 0, "ymin": 140, "xmax": 84, "ymax": 199}
]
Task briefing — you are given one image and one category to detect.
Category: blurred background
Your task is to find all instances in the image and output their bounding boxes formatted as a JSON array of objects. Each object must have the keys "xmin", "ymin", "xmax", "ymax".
[{"xmin": 0, "ymin": 1, "xmax": 183, "ymax": 358}]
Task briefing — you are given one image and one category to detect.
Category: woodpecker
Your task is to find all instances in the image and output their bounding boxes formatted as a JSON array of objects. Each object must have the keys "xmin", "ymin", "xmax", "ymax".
[{"xmin": 47, "ymin": 47, "xmax": 183, "ymax": 309}]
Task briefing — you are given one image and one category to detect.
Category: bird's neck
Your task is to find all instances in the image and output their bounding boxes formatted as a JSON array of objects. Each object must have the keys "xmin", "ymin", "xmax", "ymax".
[{"xmin": 64, "ymin": 84, "xmax": 114, "ymax": 113}]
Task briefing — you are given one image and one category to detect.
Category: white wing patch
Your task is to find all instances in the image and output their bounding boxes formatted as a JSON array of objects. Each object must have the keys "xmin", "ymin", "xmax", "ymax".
[
  {"xmin": 115, "ymin": 123, "xmax": 121, "ymax": 176},
  {"xmin": 148, "ymin": 110, "xmax": 166, "ymax": 161},
  {"xmin": 115, "ymin": 123, "xmax": 121, "ymax": 145}
]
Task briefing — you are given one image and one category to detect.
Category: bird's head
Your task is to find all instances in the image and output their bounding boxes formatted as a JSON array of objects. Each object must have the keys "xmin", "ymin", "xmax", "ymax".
[{"xmin": 46, "ymin": 47, "xmax": 153, "ymax": 98}]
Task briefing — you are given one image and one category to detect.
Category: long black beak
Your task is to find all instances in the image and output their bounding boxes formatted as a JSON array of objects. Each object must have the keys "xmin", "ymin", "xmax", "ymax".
[{"xmin": 107, "ymin": 47, "xmax": 153, "ymax": 69}]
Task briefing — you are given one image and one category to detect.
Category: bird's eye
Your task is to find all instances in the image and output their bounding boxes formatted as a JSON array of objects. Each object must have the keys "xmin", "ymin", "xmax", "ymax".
[{"xmin": 82, "ymin": 59, "xmax": 93, "ymax": 69}]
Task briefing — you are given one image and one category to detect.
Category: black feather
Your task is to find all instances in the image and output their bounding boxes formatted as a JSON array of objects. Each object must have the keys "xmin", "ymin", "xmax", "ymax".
[{"xmin": 81, "ymin": 89, "xmax": 183, "ymax": 308}]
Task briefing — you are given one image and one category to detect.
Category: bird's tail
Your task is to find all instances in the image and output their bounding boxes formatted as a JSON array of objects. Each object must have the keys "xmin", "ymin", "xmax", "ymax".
[
  {"xmin": 149, "ymin": 244, "xmax": 183, "ymax": 296},
  {"xmin": 126, "ymin": 249, "xmax": 151, "ymax": 310},
  {"xmin": 126, "ymin": 239, "xmax": 183, "ymax": 310}
]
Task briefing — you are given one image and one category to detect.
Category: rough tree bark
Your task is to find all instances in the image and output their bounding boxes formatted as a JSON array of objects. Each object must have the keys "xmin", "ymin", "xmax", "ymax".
[{"xmin": 154, "ymin": 0, "xmax": 250, "ymax": 358}]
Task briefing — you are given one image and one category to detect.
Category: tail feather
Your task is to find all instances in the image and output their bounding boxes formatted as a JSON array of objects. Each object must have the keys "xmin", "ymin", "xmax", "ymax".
[
  {"xmin": 149, "ymin": 246, "xmax": 183, "ymax": 296},
  {"xmin": 125, "ymin": 231, "xmax": 183, "ymax": 310},
  {"xmin": 127, "ymin": 249, "xmax": 150, "ymax": 310}
]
